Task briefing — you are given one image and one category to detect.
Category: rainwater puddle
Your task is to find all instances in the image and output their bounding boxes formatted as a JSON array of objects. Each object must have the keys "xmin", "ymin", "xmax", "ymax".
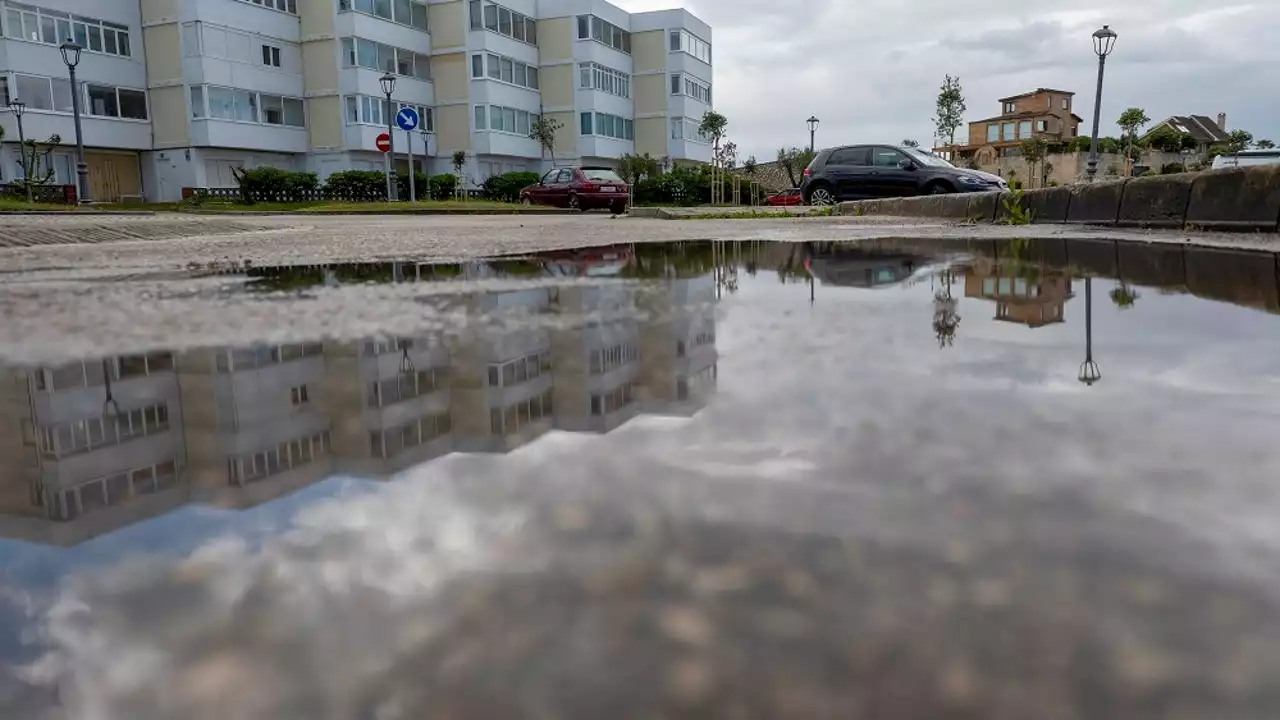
[{"xmin": 3, "ymin": 238, "xmax": 1280, "ymax": 719}]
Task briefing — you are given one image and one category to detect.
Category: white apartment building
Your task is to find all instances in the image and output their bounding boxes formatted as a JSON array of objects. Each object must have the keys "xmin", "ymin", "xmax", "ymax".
[{"xmin": 0, "ymin": 0, "xmax": 711, "ymax": 202}]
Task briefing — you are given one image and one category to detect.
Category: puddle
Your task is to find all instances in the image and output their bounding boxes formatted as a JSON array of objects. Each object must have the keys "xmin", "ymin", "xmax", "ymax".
[{"xmin": 3, "ymin": 239, "xmax": 1280, "ymax": 718}]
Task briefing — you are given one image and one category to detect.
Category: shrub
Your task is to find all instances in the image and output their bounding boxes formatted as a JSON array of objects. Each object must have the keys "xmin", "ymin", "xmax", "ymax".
[
  {"xmin": 998, "ymin": 187, "xmax": 1033, "ymax": 226},
  {"xmin": 429, "ymin": 173, "xmax": 458, "ymax": 200},
  {"xmin": 1160, "ymin": 162, "xmax": 1186, "ymax": 174},
  {"xmin": 396, "ymin": 171, "xmax": 429, "ymax": 200},
  {"xmin": 482, "ymin": 171, "xmax": 541, "ymax": 202},
  {"xmin": 231, "ymin": 167, "xmax": 318, "ymax": 203},
  {"xmin": 322, "ymin": 170, "xmax": 386, "ymax": 200}
]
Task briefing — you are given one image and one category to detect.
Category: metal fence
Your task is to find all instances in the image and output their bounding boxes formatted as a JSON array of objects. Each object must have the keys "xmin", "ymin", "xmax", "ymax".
[
  {"xmin": 0, "ymin": 183, "xmax": 76, "ymax": 204},
  {"xmin": 185, "ymin": 187, "xmax": 488, "ymax": 203}
]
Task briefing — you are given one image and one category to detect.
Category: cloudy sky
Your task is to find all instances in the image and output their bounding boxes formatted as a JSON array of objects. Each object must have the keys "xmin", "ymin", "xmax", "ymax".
[{"xmin": 617, "ymin": 0, "xmax": 1280, "ymax": 161}]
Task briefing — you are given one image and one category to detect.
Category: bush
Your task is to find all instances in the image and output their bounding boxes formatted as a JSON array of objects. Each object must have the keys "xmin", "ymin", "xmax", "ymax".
[
  {"xmin": 322, "ymin": 170, "xmax": 386, "ymax": 200},
  {"xmin": 396, "ymin": 171, "xmax": 429, "ymax": 200},
  {"xmin": 1160, "ymin": 162, "xmax": 1186, "ymax": 174},
  {"xmin": 634, "ymin": 167, "xmax": 713, "ymax": 206},
  {"xmin": 482, "ymin": 171, "xmax": 541, "ymax": 202},
  {"xmin": 231, "ymin": 167, "xmax": 318, "ymax": 203},
  {"xmin": 429, "ymin": 173, "xmax": 458, "ymax": 200}
]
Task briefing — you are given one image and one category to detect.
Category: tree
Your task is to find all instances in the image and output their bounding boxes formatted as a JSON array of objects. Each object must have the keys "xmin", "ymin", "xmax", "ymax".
[
  {"xmin": 776, "ymin": 147, "xmax": 815, "ymax": 188},
  {"xmin": 743, "ymin": 156, "xmax": 757, "ymax": 175},
  {"xmin": 901, "ymin": 139, "xmax": 920, "ymax": 148},
  {"xmin": 1256, "ymin": 139, "xmax": 1276, "ymax": 149},
  {"xmin": 1117, "ymin": 108, "xmax": 1150, "ymax": 176},
  {"xmin": 932, "ymin": 75, "xmax": 967, "ymax": 153},
  {"xmin": 618, "ymin": 153, "xmax": 659, "ymax": 204},
  {"xmin": 1020, "ymin": 137, "xmax": 1048, "ymax": 188},
  {"xmin": 715, "ymin": 141, "xmax": 738, "ymax": 171},
  {"xmin": 1225, "ymin": 129, "xmax": 1254, "ymax": 153},
  {"xmin": 1145, "ymin": 125, "xmax": 1190, "ymax": 153},
  {"xmin": 14, "ymin": 133, "xmax": 63, "ymax": 198},
  {"xmin": 698, "ymin": 110, "xmax": 728, "ymax": 203},
  {"xmin": 529, "ymin": 114, "xmax": 563, "ymax": 163},
  {"xmin": 1110, "ymin": 285, "xmax": 1139, "ymax": 310},
  {"xmin": 451, "ymin": 150, "xmax": 467, "ymax": 199}
]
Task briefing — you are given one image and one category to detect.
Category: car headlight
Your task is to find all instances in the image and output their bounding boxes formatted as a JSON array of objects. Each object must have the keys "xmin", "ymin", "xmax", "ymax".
[{"xmin": 956, "ymin": 175, "xmax": 985, "ymax": 185}]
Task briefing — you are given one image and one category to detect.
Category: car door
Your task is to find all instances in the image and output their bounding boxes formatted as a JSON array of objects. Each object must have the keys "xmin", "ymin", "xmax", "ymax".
[
  {"xmin": 530, "ymin": 169, "xmax": 558, "ymax": 203},
  {"xmin": 826, "ymin": 147, "xmax": 873, "ymax": 200},
  {"xmin": 869, "ymin": 147, "xmax": 918, "ymax": 197},
  {"xmin": 546, "ymin": 168, "xmax": 574, "ymax": 206}
]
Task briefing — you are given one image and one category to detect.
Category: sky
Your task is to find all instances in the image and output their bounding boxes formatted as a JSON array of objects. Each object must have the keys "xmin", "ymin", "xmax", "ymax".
[{"xmin": 616, "ymin": 0, "xmax": 1280, "ymax": 162}]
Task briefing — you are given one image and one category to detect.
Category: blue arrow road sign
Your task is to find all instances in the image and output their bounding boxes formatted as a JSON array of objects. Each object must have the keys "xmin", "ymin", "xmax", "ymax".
[{"xmin": 396, "ymin": 107, "xmax": 419, "ymax": 132}]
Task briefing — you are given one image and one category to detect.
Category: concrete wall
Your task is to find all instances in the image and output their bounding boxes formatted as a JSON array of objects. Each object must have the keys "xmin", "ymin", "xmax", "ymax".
[
  {"xmin": 978, "ymin": 150, "xmax": 1205, "ymax": 188},
  {"xmin": 837, "ymin": 164, "xmax": 1280, "ymax": 233}
]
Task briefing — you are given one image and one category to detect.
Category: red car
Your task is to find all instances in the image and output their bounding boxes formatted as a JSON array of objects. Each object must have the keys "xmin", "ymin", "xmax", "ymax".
[
  {"xmin": 764, "ymin": 188, "xmax": 803, "ymax": 206},
  {"xmin": 520, "ymin": 167, "xmax": 629, "ymax": 213}
]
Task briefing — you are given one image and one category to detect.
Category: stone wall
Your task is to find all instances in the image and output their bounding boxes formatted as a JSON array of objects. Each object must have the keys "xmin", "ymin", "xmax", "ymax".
[
  {"xmin": 837, "ymin": 164, "xmax": 1280, "ymax": 232},
  {"xmin": 977, "ymin": 151, "xmax": 1204, "ymax": 188}
]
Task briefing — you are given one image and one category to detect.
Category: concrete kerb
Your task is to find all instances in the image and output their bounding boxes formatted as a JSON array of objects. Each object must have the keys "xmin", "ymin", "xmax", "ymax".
[
  {"xmin": 1184, "ymin": 164, "xmax": 1280, "ymax": 232},
  {"xmin": 994, "ymin": 186, "xmax": 1073, "ymax": 224},
  {"xmin": 1066, "ymin": 178, "xmax": 1129, "ymax": 225},
  {"xmin": 965, "ymin": 192, "xmax": 1000, "ymax": 222},
  {"xmin": 1117, "ymin": 173, "xmax": 1195, "ymax": 229}
]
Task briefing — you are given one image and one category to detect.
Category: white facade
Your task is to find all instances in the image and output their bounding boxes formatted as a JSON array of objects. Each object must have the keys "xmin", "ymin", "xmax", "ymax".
[{"xmin": 0, "ymin": 0, "xmax": 710, "ymax": 201}]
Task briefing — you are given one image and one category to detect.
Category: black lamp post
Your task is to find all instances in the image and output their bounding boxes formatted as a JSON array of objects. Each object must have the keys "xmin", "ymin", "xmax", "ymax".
[
  {"xmin": 7, "ymin": 100, "xmax": 31, "ymax": 202},
  {"xmin": 1085, "ymin": 25, "xmax": 1118, "ymax": 183},
  {"xmin": 380, "ymin": 72, "xmax": 397, "ymax": 201},
  {"xmin": 59, "ymin": 39, "xmax": 91, "ymax": 204},
  {"xmin": 807, "ymin": 116, "xmax": 820, "ymax": 154},
  {"xmin": 1078, "ymin": 277, "xmax": 1102, "ymax": 385}
]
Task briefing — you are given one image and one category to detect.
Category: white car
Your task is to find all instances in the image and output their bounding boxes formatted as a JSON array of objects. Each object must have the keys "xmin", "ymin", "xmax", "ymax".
[{"xmin": 1211, "ymin": 150, "xmax": 1280, "ymax": 170}]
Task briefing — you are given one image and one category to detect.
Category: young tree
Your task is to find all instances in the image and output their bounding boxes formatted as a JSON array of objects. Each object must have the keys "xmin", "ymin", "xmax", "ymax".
[
  {"xmin": 901, "ymin": 139, "xmax": 920, "ymax": 148},
  {"xmin": 451, "ymin": 150, "xmax": 468, "ymax": 199},
  {"xmin": 776, "ymin": 147, "xmax": 815, "ymax": 188},
  {"xmin": 1224, "ymin": 129, "xmax": 1254, "ymax": 153},
  {"xmin": 14, "ymin": 133, "xmax": 63, "ymax": 198},
  {"xmin": 743, "ymin": 156, "xmax": 757, "ymax": 176},
  {"xmin": 1020, "ymin": 137, "xmax": 1048, "ymax": 188},
  {"xmin": 1116, "ymin": 108, "xmax": 1150, "ymax": 176},
  {"xmin": 698, "ymin": 110, "xmax": 728, "ymax": 203},
  {"xmin": 932, "ymin": 75, "xmax": 967, "ymax": 155},
  {"xmin": 1256, "ymin": 139, "xmax": 1276, "ymax": 149},
  {"xmin": 1145, "ymin": 125, "xmax": 1189, "ymax": 153},
  {"xmin": 529, "ymin": 115, "xmax": 563, "ymax": 164},
  {"xmin": 618, "ymin": 153, "xmax": 659, "ymax": 204}
]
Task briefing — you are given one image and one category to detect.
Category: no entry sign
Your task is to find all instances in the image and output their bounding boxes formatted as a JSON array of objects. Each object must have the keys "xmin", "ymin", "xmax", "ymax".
[{"xmin": 375, "ymin": 132, "xmax": 392, "ymax": 153}]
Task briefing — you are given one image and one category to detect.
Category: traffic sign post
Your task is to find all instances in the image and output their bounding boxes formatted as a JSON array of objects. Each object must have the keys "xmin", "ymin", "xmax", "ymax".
[{"xmin": 395, "ymin": 109, "xmax": 420, "ymax": 202}]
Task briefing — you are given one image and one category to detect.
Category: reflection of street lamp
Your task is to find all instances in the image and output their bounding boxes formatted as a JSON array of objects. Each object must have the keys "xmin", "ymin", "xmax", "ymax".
[
  {"xmin": 379, "ymin": 72, "xmax": 397, "ymax": 201},
  {"xmin": 7, "ymin": 100, "xmax": 31, "ymax": 202},
  {"xmin": 1085, "ymin": 25, "xmax": 1118, "ymax": 182},
  {"xmin": 59, "ymin": 39, "xmax": 91, "ymax": 204},
  {"xmin": 101, "ymin": 359, "xmax": 121, "ymax": 418},
  {"xmin": 807, "ymin": 116, "xmax": 820, "ymax": 154},
  {"xmin": 1078, "ymin": 277, "xmax": 1102, "ymax": 385}
]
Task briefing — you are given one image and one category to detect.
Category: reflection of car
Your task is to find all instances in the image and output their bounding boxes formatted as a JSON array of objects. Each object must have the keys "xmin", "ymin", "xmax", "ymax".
[
  {"xmin": 801, "ymin": 144, "xmax": 1007, "ymax": 206},
  {"xmin": 764, "ymin": 188, "xmax": 802, "ymax": 206},
  {"xmin": 1211, "ymin": 150, "xmax": 1280, "ymax": 170},
  {"xmin": 520, "ymin": 167, "xmax": 629, "ymax": 213},
  {"xmin": 803, "ymin": 246, "xmax": 934, "ymax": 289}
]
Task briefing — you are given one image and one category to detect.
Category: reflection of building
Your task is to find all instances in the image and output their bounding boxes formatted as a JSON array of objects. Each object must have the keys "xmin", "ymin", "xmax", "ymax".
[
  {"xmin": 0, "ymin": 354, "xmax": 188, "ymax": 546},
  {"xmin": 964, "ymin": 263, "xmax": 1074, "ymax": 328},
  {"xmin": 0, "ymin": 268, "xmax": 718, "ymax": 546}
]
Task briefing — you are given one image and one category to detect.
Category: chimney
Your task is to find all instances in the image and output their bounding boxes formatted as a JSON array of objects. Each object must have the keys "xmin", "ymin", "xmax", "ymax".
[{"xmin": 1217, "ymin": 113, "xmax": 1227, "ymax": 131}]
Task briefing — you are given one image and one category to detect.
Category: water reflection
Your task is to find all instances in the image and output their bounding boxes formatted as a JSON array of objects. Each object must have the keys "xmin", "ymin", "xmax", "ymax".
[{"xmin": 1, "ymin": 259, "xmax": 719, "ymax": 548}]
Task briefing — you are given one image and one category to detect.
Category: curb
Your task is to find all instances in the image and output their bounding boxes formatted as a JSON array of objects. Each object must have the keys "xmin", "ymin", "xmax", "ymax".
[
  {"xmin": 178, "ymin": 208, "xmax": 579, "ymax": 216},
  {"xmin": 0, "ymin": 210, "xmax": 157, "ymax": 216}
]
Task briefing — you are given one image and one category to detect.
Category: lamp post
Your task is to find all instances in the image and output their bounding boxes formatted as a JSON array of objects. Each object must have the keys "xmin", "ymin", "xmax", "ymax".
[
  {"xmin": 7, "ymin": 100, "xmax": 31, "ymax": 203},
  {"xmin": 1078, "ymin": 277, "xmax": 1102, "ymax": 386},
  {"xmin": 420, "ymin": 126, "xmax": 433, "ymax": 200},
  {"xmin": 807, "ymin": 116, "xmax": 820, "ymax": 154},
  {"xmin": 1085, "ymin": 25, "xmax": 1117, "ymax": 183},
  {"xmin": 59, "ymin": 39, "xmax": 91, "ymax": 205},
  {"xmin": 379, "ymin": 72, "xmax": 397, "ymax": 201}
]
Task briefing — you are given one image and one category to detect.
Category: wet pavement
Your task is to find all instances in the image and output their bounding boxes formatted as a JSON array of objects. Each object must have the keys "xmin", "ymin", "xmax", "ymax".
[{"xmin": 3, "ymin": 238, "xmax": 1280, "ymax": 719}]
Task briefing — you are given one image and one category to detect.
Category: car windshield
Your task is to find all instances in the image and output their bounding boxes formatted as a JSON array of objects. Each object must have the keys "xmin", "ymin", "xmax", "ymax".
[
  {"xmin": 904, "ymin": 148, "xmax": 955, "ymax": 168},
  {"xmin": 583, "ymin": 169, "xmax": 624, "ymax": 182}
]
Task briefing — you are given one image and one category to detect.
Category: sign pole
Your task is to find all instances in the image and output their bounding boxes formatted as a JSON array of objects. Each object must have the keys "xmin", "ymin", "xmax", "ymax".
[{"xmin": 406, "ymin": 129, "xmax": 416, "ymax": 203}]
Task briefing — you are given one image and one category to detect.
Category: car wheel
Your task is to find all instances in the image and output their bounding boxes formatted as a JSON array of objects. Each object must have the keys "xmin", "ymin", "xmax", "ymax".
[
  {"xmin": 521, "ymin": 196, "xmax": 534, "ymax": 206},
  {"xmin": 928, "ymin": 182, "xmax": 954, "ymax": 195},
  {"xmin": 610, "ymin": 201, "xmax": 627, "ymax": 215},
  {"xmin": 568, "ymin": 192, "xmax": 584, "ymax": 212},
  {"xmin": 808, "ymin": 185, "xmax": 836, "ymax": 206}
]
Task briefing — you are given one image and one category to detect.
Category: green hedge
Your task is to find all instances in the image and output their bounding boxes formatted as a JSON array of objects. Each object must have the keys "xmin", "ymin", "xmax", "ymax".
[
  {"xmin": 634, "ymin": 167, "xmax": 711, "ymax": 205},
  {"xmin": 482, "ymin": 171, "xmax": 541, "ymax": 202},
  {"xmin": 322, "ymin": 170, "xmax": 386, "ymax": 200},
  {"xmin": 231, "ymin": 167, "xmax": 318, "ymax": 203}
]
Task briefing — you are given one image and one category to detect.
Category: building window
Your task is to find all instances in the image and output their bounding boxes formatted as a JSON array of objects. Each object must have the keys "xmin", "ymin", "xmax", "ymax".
[
  {"xmin": 670, "ymin": 116, "xmax": 709, "ymax": 143},
  {"xmin": 238, "ymin": 0, "xmax": 298, "ymax": 13},
  {"xmin": 4, "ymin": 5, "xmax": 132, "ymax": 57},
  {"xmin": 589, "ymin": 343, "xmax": 638, "ymax": 375},
  {"xmin": 1002, "ymin": 101, "xmax": 1015, "ymax": 114},
  {"xmin": 262, "ymin": 44, "xmax": 281, "ymax": 67},
  {"xmin": 486, "ymin": 351, "xmax": 551, "ymax": 388},
  {"xmin": 215, "ymin": 344, "xmax": 323, "ymax": 372},
  {"xmin": 1036, "ymin": 119, "xmax": 1047, "ymax": 132},
  {"xmin": 341, "ymin": 37, "xmax": 431, "ymax": 80},
  {"xmin": 1062, "ymin": 98, "xmax": 1070, "ymax": 110},
  {"xmin": 476, "ymin": 104, "xmax": 535, "ymax": 135},
  {"xmin": 11, "ymin": 75, "xmax": 145, "ymax": 120},
  {"xmin": 370, "ymin": 413, "xmax": 451, "ymax": 459},
  {"xmin": 473, "ymin": 1, "xmax": 536, "ymax": 45},
  {"xmin": 338, "ymin": 0, "xmax": 428, "ymax": 31},
  {"xmin": 490, "ymin": 391, "xmax": 552, "ymax": 436},
  {"xmin": 986, "ymin": 123, "xmax": 999, "ymax": 143},
  {"xmin": 290, "ymin": 385, "xmax": 310, "ymax": 406},
  {"xmin": 576, "ymin": 14, "xmax": 630, "ymax": 53},
  {"xmin": 580, "ymin": 62, "xmax": 629, "ymax": 98},
  {"xmin": 368, "ymin": 369, "xmax": 442, "ymax": 408},
  {"xmin": 670, "ymin": 73, "xmax": 711, "ymax": 104},
  {"xmin": 1019, "ymin": 120, "xmax": 1032, "ymax": 138},
  {"xmin": 590, "ymin": 382, "xmax": 636, "ymax": 416},
  {"xmin": 194, "ymin": 85, "xmax": 305, "ymax": 127},
  {"xmin": 669, "ymin": 29, "xmax": 710, "ymax": 63},
  {"xmin": 36, "ymin": 402, "xmax": 171, "ymax": 459},
  {"xmin": 584, "ymin": 112, "xmax": 633, "ymax": 141},
  {"xmin": 1001, "ymin": 122, "xmax": 1015, "ymax": 140},
  {"xmin": 50, "ymin": 459, "xmax": 181, "ymax": 521},
  {"xmin": 473, "ymin": 53, "xmax": 539, "ymax": 90},
  {"xmin": 345, "ymin": 95, "xmax": 431, "ymax": 130},
  {"xmin": 227, "ymin": 431, "xmax": 330, "ymax": 486}
]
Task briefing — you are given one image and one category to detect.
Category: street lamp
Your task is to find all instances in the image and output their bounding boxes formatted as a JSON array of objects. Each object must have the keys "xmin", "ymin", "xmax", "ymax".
[
  {"xmin": 1085, "ymin": 25, "xmax": 1117, "ymax": 183},
  {"xmin": 420, "ymin": 125, "xmax": 434, "ymax": 199},
  {"xmin": 59, "ymin": 39, "xmax": 91, "ymax": 204},
  {"xmin": 807, "ymin": 116, "xmax": 820, "ymax": 154},
  {"xmin": 7, "ymin": 100, "xmax": 31, "ymax": 203},
  {"xmin": 379, "ymin": 72, "xmax": 397, "ymax": 201},
  {"xmin": 1078, "ymin": 277, "xmax": 1102, "ymax": 386}
]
